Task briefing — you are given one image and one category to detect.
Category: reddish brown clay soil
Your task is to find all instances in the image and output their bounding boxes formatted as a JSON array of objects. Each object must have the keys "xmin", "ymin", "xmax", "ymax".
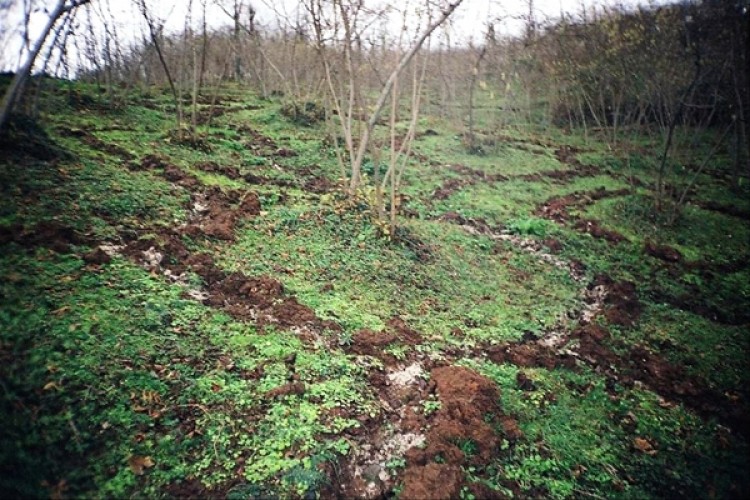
[
  {"xmin": 348, "ymin": 329, "xmax": 398, "ymax": 358},
  {"xmin": 573, "ymin": 218, "xmax": 627, "ymax": 243},
  {"xmin": 194, "ymin": 161, "xmax": 240, "ymax": 179},
  {"xmin": 572, "ymin": 322, "xmax": 749, "ymax": 437},
  {"xmin": 182, "ymin": 187, "xmax": 261, "ymax": 241},
  {"xmin": 400, "ymin": 366, "xmax": 518, "ymax": 500},
  {"xmin": 536, "ymin": 193, "xmax": 580, "ymax": 223},
  {"xmin": 432, "ymin": 178, "xmax": 469, "ymax": 200},
  {"xmin": 594, "ymin": 275, "xmax": 643, "ymax": 327},
  {"xmin": 115, "ymin": 155, "xmax": 335, "ymax": 333},
  {"xmin": 695, "ymin": 200, "xmax": 750, "ymax": 221},
  {"xmin": 400, "ymin": 464, "xmax": 463, "ymax": 500},
  {"xmin": 542, "ymin": 237, "xmax": 564, "ymax": 253},
  {"xmin": 386, "ymin": 316, "xmax": 423, "ymax": 345},
  {"xmin": 57, "ymin": 127, "xmax": 134, "ymax": 161},
  {"xmin": 487, "ymin": 341, "xmax": 576, "ymax": 370},
  {"xmin": 438, "ymin": 212, "xmax": 496, "ymax": 234},
  {"xmin": 644, "ymin": 239, "xmax": 683, "ymax": 263},
  {"xmin": 431, "ymin": 165, "xmax": 510, "ymax": 201},
  {"xmin": 133, "ymin": 154, "xmax": 168, "ymax": 171},
  {"xmin": 229, "ymin": 124, "xmax": 279, "ymax": 155},
  {"xmin": 0, "ymin": 221, "xmax": 89, "ymax": 253},
  {"xmin": 347, "ymin": 317, "xmax": 424, "ymax": 364},
  {"xmin": 553, "ymin": 145, "xmax": 584, "ymax": 165},
  {"xmin": 536, "ymin": 188, "xmax": 631, "ymax": 243},
  {"xmin": 82, "ymin": 247, "xmax": 112, "ymax": 265},
  {"xmin": 265, "ymin": 382, "xmax": 306, "ymax": 399},
  {"xmin": 303, "ymin": 175, "xmax": 335, "ymax": 193},
  {"xmin": 451, "ymin": 164, "xmax": 509, "ymax": 182}
]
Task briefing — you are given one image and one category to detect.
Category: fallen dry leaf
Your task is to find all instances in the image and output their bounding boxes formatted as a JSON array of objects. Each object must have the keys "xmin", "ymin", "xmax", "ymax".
[
  {"xmin": 128, "ymin": 455, "xmax": 155, "ymax": 475},
  {"xmin": 633, "ymin": 437, "xmax": 657, "ymax": 455},
  {"xmin": 51, "ymin": 306, "xmax": 71, "ymax": 316}
]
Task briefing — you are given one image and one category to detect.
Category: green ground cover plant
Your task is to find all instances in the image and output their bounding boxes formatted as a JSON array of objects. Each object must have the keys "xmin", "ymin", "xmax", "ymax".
[{"xmin": 1, "ymin": 76, "xmax": 747, "ymax": 499}]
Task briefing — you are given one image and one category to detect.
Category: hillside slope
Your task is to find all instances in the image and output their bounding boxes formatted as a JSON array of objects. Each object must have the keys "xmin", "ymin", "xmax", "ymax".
[{"xmin": 1, "ymin": 80, "xmax": 748, "ymax": 498}]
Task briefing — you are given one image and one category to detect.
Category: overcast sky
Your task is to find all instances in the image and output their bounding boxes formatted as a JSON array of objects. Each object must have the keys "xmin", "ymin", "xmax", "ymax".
[{"xmin": 0, "ymin": 0, "xmax": 666, "ymax": 72}]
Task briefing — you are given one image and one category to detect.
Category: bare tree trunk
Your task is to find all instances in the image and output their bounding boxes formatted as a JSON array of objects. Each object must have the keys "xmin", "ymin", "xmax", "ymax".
[
  {"xmin": 0, "ymin": 0, "xmax": 90, "ymax": 133},
  {"xmin": 349, "ymin": 0, "xmax": 466, "ymax": 191},
  {"xmin": 137, "ymin": 0, "xmax": 180, "ymax": 130},
  {"xmin": 466, "ymin": 33, "xmax": 489, "ymax": 152}
]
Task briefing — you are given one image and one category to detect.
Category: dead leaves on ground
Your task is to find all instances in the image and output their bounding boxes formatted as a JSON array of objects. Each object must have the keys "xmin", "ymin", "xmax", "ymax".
[{"xmin": 127, "ymin": 455, "xmax": 155, "ymax": 475}]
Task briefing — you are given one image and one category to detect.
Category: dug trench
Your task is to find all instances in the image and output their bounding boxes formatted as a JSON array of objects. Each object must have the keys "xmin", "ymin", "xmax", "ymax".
[{"xmin": 336, "ymin": 320, "xmax": 524, "ymax": 499}]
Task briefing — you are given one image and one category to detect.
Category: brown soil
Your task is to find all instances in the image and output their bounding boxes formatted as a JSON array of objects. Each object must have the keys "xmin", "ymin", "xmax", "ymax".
[
  {"xmin": 650, "ymin": 288, "xmax": 746, "ymax": 326},
  {"xmin": 520, "ymin": 165, "xmax": 602, "ymax": 183},
  {"xmin": 401, "ymin": 366, "xmax": 514, "ymax": 499},
  {"xmin": 644, "ymin": 239, "xmax": 682, "ymax": 263},
  {"xmin": 553, "ymin": 145, "xmax": 584, "ymax": 165},
  {"xmin": 400, "ymin": 464, "xmax": 463, "ymax": 500},
  {"xmin": 3, "ymin": 221, "xmax": 88, "ymax": 253},
  {"xmin": 59, "ymin": 127, "xmax": 134, "ymax": 161},
  {"xmin": 349, "ymin": 329, "xmax": 397, "ymax": 358},
  {"xmin": 274, "ymin": 148, "xmax": 297, "ymax": 158},
  {"xmin": 572, "ymin": 321, "xmax": 749, "ymax": 437},
  {"xmin": 195, "ymin": 106, "xmax": 226, "ymax": 125},
  {"xmin": 695, "ymin": 200, "xmax": 750, "ymax": 221},
  {"xmin": 573, "ymin": 218, "xmax": 627, "ymax": 243},
  {"xmin": 115, "ymin": 157, "xmax": 332, "ymax": 334},
  {"xmin": 82, "ymin": 247, "xmax": 112, "ymax": 265},
  {"xmin": 486, "ymin": 341, "xmax": 575, "ymax": 370},
  {"xmin": 265, "ymin": 382, "xmax": 306, "ymax": 399},
  {"xmin": 303, "ymin": 175, "xmax": 334, "ymax": 193},
  {"xmin": 438, "ymin": 212, "xmax": 496, "ymax": 234},
  {"xmin": 230, "ymin": 124, "xmax": 279, "ymax": 155},
  {"xmin": 594, "ymin": 276, "xmax": 642, "ymax": 326},
  {"xmin": 536, "ymin": 193, "xmax": 580, "ymax": 223},
  {"xmin": 431, "ymin": 165, "xmax": 510, "ymax": 200},
  {"xmin": 183, "ymin": 187, "xmax": 260, "ymax": 241},
  {"xmin": 133, "ymin": 154, "xmax": 168, "ymax": 171},
  {"xmin": 536, "ymin": 188, "xmax": 631, "ymax": 244},
  {"xmin": 195, "ymin": 265, "xmax": 328, "ymax": 332},
  {"xmin": 194, "ymin": 161, "xmax": 240, "ymax": 179},
  {"xmin": 163, "ymin": 165, "xmax": 201, "ymax": 189},
  {"xmin": 386, "ymin": 317, "xmax": 423, "ymax": 345},
  {"xmin": 451, "ymin": 164, "xmax": 509, "ymax": 182},
  {"xmin": 163, "ymin": 479, "xmax": 225, "ymax": 499},
  {"xmin": 542, "ymin": 238, "xmax": 564, "ymax": 253},
  {"xmin": 432, "ymin": 178, "xmax": 468, "ymax": 200}
]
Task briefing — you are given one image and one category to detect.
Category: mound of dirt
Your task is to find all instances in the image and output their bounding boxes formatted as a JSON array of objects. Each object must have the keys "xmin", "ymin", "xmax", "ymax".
[
  {"xmin": 401, "ymin": 366, "xmax": 514, "ymax": 499},
  {"xmin": 163, "ymin": 165, "xmax": 201, "ymax": 189},
  {"xmin": 386, "ymin": 317, "xmax": 423, "ymax": 344},
  {"xmin": 135, "ymin": 154, "xmax": 170, "ymax": 171},
  {"xmin": 194, "ymin": 161, "xmax": 240, "ymax": 179},
  {"xmin": 594, "ymin": 276, "xmax": 642, "ymax": 326},
  {"xmin": 272, "ymin": 297, "xmax": 319, "ymax": 327},
  {"xmin": 574, "ymin": 218, "xmax": 627, "ymax": 243},
  {"xmin": 349, "ymin": 329, "xmax": 397, "ymax": 357},
  {"xmin": 183, "ymin": 188, "xmax": 260, "ymax": 241},
  {"xmin": 553, "ymin": 144, "xmax": 584, "ymax": 165},
  {"xmin": 432, "ymin": 178, "xmax": 467, "ymax": 200},
  {"xmin": 486, "ymin": 341, "xmax": 574, "ymax": 370},
  {"xmin": 644, "ymin": 240, "xmax": 682, "ymax": 263},
  {"xmin": 400, "ymin": 464, "xmax": 463, "ymax": 500},
  {"xmin": 6, "ymin": 221, "xmax": 88, "ymax": 253},
  {"xmin": 537, "ymin": 194, "xmax": 579, "ymax": 223}
]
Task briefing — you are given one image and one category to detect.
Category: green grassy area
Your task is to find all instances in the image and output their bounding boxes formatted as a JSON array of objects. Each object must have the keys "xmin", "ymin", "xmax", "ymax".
[{"xmin": 1, "ymin": 79, "xmax": 748, "ymax": 498}]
